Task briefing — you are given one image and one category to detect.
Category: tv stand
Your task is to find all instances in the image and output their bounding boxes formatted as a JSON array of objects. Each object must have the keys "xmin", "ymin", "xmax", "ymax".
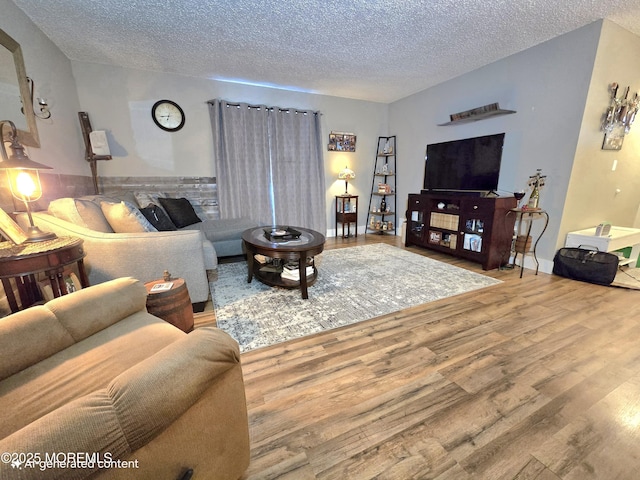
[{"xmin": 406, "ymin": 192, "xmax": 516, "ymax": 270}]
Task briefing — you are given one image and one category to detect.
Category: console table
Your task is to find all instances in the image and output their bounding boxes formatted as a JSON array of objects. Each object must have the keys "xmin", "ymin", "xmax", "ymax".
[
  {"xmin": 565, "ymin": 226, "xmax": 640, "ymax": 268},
  {"xmin": 0, "ymin": 237, "xmax": 89, "ymax": 312}
]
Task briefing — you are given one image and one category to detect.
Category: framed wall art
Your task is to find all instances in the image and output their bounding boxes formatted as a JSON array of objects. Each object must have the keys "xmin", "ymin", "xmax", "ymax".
[
  {"xmin": 602, "ymin": 125, "xmax": 625, "ymax": 150},
  {"xmin": 0, "ymin": 207, "xmax": 28, "ymax": 245},
  {"xmin": 328, "ymin": 132, "xmax": 356, "ymax": 152}
]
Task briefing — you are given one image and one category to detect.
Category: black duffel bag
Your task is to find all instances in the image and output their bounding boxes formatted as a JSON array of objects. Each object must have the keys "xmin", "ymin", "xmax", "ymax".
[{"xmin": 552, "ymin": 247, "xmax": 619, "ymax": 285}]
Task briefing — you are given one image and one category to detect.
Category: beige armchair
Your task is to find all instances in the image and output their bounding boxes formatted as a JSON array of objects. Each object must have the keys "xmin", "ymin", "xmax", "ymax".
[{"xmin": 0, "ymin": 277, "xmax": 250, "ymax": 479}]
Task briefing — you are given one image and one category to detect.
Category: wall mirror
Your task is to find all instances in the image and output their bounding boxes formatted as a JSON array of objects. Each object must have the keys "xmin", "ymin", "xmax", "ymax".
[{"xmin": 0, "ymin": 28, "xmax": 39, "ymax": 147}]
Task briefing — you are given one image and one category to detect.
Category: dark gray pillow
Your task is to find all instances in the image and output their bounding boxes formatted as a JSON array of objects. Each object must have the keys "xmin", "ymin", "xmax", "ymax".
[
  {"xmin": 139, "ymin": 203, "xmax": 178, "ymax": 231},
  {"xmin": 157, "ymin": 197, "xmax": 202, "ymax": 228}
]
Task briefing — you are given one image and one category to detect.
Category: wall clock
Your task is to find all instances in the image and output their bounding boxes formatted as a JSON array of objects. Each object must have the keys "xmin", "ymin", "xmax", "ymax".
[{"xmin": 151, "ymin": 100, "xmax": 185, "ymax": 132}]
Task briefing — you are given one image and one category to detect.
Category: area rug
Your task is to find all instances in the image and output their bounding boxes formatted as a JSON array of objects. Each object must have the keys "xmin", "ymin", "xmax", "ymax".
[{"xmin": 211, "ymin": 243, "xmax": 501, "ymax": 352}]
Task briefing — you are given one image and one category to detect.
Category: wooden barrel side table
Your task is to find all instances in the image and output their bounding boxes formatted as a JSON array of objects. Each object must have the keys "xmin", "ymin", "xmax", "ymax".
[{"xmin": 144, "ymin": 277, "xmax": 194, "ymax": 333}]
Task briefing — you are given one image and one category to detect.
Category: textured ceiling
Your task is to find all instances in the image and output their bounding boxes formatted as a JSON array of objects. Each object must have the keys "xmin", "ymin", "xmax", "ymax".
[{"xmin": 10, "ymin": 0, "xmax": 640, "ymax": 103}]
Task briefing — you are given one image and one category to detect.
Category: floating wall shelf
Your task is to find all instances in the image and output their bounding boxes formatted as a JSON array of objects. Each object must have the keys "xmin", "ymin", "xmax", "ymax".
[{"xmin": 438, "ymin": 102, "xmax": 516, "ymax": 126}]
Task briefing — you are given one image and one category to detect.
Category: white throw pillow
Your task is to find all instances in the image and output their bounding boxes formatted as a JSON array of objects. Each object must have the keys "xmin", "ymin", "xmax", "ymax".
[{"xmin": 100, "ymin": 201, "xmax": 158, "ymax": 233}]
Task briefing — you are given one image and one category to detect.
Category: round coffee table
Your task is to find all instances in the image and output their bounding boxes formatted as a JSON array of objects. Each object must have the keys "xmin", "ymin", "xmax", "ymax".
[{"xmin": 242, "ymin": 226, "xmax": 325, "ymax": 299}]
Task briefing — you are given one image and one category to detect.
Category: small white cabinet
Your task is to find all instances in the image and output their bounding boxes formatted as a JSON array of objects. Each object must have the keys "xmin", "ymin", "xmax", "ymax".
[{"xmin": 565, "ymin": 226, "xmax": 640, "ymax": 268}]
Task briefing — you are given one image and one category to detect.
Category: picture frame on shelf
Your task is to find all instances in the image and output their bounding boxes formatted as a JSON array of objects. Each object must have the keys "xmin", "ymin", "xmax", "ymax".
[
  {"xmin": 36, "ymin": 279, "xmax": 54, "ymax": 302},
  {"xmin": 37, "ymin": 270, "xmax": 82, "ymax": 302},
  {"xmin": 0, "ymin": 207, "xmax": 28, "ymax": 245},
  {"xmin": 64, "ymin": 271, "xmax": 82, "ymax": 294}
]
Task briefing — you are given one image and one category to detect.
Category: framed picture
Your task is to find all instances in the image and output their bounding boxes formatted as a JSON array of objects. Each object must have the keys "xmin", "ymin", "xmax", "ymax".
[
  {"xmin": 0, "ymin": 207, "xmax": 28, "ymax": 245},
  {"xmin": 37, "ymin": 270, "xmax": 82, "ymax": 302},
  {"xmin": 328, "ymin": 132, "xmax": 356, "ymax": 152},
  {"xmin": 64, "ymin": 271, "xmax": 82, "ymax": 294},
  {"xmin": 602, "ymin": 126, "xmax": 625, "ymax": 150},
  {"xmin": 36, "ymin": 279, "xmax": 54, "ymax": 302}
]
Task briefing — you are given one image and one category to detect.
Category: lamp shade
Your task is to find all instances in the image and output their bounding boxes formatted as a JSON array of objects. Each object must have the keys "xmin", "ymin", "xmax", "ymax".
[
  {"xmin": 338, "ymin": 166, "xmax": 355, "ymax": 195},
  {"xmin": 0, "ymin": 156, "xmax": 52, "ymax": 171},
  {"xmin": 1, "ymin": 119, "xmax": 51, "ymax": 202},
  {"xmin": 0, "ymin": 119, "xmax": 56, "ymax": 242},
  {"xmin": 338, "ymin": 167, "xmax": 355, "ymax": 181},
  {"xmin": 0, "ymin": 120, "xmax": 52, "ymax": 171}
]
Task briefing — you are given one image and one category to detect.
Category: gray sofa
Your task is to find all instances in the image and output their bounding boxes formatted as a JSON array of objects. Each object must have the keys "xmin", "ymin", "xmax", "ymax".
[{"xmin": 16, "ymin": 195, "xmax": 257, "ymax": 307}]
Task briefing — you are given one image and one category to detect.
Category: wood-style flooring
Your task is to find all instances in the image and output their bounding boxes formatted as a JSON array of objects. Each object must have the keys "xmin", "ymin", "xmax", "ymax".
[{"xmin": 197, "ymin": 235, "xmax": 640, "ymax": 480}]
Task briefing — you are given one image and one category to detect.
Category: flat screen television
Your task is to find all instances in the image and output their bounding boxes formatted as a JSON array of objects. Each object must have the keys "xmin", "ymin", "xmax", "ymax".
[{"xmin": 423, "ymin": 133, "xmax": 505, "ymax": 193}]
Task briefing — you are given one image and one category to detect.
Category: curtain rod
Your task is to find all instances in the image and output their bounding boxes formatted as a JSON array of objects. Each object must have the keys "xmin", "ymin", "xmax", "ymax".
[{"xmin": 208, "ymin": 99, "xmax": 320, "ymax": 116}]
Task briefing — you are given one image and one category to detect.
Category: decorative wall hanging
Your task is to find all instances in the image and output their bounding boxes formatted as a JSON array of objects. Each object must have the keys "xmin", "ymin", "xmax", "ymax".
[
  {"xmin": 328, "ymin": 131, "xmax": 356, "ymax": 152},
  {"xmin": 437, "ymin": 102, "xmax": 516, "ymax": 126},
  {"xmin": 524, "ymin": 169, "xmax": 546, "ymax": 210},
  {"xmin": 601, "ymin": 83, "xmax": 638, "ymax": 150}
]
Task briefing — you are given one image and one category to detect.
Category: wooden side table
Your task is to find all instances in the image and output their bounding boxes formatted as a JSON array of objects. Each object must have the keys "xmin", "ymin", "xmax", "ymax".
[
  {"xmin": 145, "ymin": 277, "xmax": 194, "ymax": 333},
  {"xmin": 335, "ymin": 194, "xmax": 358, "ymax": 238},
  {"xmin": 0, "ymin": 237, "xmax": 89, "ymax": 313}
]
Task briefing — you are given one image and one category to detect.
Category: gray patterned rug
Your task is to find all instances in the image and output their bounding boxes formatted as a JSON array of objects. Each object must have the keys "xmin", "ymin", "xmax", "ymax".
[{"xmin": 211, "ymin": 243, "xmax": 501, "ymax": 352}]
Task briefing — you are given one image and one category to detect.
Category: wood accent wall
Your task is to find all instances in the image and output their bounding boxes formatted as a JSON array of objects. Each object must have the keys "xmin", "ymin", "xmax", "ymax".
[
  {"xmin": 0, "ymin": 174, "xmax": 220, "ymax": 221},
  {"xmin": 99, "ymin": 176, "xmax": 219, "ymax": 220}
]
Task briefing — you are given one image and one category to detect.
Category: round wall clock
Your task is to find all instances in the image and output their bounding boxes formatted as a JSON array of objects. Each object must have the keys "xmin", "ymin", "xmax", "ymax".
[{"xmin": 151, "ymin": 100, "xmax": 185, "ymax": 132}]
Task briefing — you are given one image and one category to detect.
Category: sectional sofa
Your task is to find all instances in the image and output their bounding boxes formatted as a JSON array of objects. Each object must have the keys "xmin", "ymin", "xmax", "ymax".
[{"xmin": 16, "ymin": 194, "xmax": 257, "ymax": 309}]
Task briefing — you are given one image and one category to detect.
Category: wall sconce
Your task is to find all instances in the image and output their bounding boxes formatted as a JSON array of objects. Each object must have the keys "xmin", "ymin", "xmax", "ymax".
[
  {"xmin": 0, "ymin": 120, "xmax": 56, "ymax": 242},
  {"xmin": 338, "ymin": 166, "xmax": 355, "ymax": 195},
  {"xmin": 601, "ymin": 83, "xmax": 638, "ymax": 150},
  {"xmin": 24, "ymin": 77, "xmax": 51, "ymax": 120}
]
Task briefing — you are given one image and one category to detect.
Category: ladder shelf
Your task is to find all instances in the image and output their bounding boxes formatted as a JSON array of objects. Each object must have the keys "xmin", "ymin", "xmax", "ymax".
[{"xmin": 366, "ymin": 136, "xmax": 397, "ymax": 235}]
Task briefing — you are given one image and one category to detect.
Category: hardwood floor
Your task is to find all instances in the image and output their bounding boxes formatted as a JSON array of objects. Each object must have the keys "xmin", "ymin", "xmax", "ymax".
[{"xmin": 202, "ymin": 235, "xmax": 640, "ymax": 479}]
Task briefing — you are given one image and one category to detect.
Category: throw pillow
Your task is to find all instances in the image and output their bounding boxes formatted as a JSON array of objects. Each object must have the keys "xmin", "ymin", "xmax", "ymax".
[
  {"xmin": 48, "ymin": 198, "xmax": 114, "ymax": 233},
  {"xmin": 80, "ymin": 194, "xmax": 121, "ymax": 205},
  {"xmin": 157, "ymin": 197, "xmax": 202, "ymax": 228},
  {"xmin": 139, "ymin": 204, "xmax": 178, "ymax": 231},
  {"xmin": 103, "ymin": 191, "xmax": 140, "ymax": 207},
  {"xmin": 100, "ymin": 201, "xmax": 158, "ymax": 233},
  {"xmin": 134, "ymin": 192, "xmax": 167, "ymax": 209},
  {"xmin": 75, "ymin": 199, "xmax": 115, "ymax": 232}
]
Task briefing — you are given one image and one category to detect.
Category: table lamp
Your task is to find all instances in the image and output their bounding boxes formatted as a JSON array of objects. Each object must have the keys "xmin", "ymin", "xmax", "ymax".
[
  {"xmin": 338, "ymin": 166, "xmax": 355, "ymax": 195},
  {"xmin": 0, "ymin": 120, "xmax": 56, "ymax": 242}
]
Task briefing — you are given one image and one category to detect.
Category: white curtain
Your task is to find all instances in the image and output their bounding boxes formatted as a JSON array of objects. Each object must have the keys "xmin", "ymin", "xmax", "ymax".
[{"xmin": 209, "ymin": 99, "xmax": 326, "ymax": 234}]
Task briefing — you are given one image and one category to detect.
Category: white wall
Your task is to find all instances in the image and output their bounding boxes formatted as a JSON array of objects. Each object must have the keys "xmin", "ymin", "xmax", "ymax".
[
  {"xmin": 389, "ymin": 22, "xmax": 602, "ymax": 271},
  {"xmin": 561, "ymin": 20, "xmax": 640, "ymax": 237},
  {"xmin": 0, "ymin": 0, "xmax": 86, "ymax": 175},
  {"xmin": 71, "ymin": 62, "xmax": 389, "ymax": 234}
]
